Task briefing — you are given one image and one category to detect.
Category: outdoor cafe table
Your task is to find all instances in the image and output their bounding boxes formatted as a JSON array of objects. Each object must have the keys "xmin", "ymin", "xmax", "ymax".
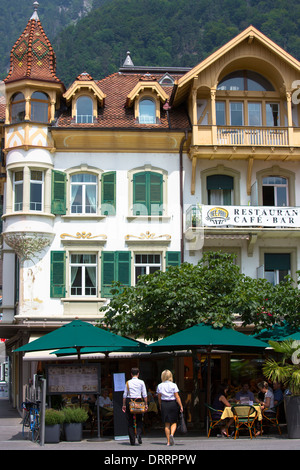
[{"xmin": 221, "ymin": 404, "xmax": 262, "ymax": 421}]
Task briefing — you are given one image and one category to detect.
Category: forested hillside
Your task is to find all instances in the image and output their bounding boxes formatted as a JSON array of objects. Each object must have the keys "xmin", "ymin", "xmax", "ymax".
[
  {"xmin": 1, "ymin": 0, "xmax": 299, "ymax": 86},
  {"xmin": 53, "ymin": 0, "xmax": 300, "ymax": 86}
]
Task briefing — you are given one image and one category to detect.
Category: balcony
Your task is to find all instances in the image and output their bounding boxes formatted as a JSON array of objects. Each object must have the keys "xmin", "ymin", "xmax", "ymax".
[{"xmin": 216, "ymin": 127, "xmax": 288, "ymax": 146}]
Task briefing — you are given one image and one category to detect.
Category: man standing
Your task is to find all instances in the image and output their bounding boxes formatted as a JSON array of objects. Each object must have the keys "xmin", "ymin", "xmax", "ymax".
[{"xmin": 122, "ymin": 367, "xmax": 148, "ymax": 445}]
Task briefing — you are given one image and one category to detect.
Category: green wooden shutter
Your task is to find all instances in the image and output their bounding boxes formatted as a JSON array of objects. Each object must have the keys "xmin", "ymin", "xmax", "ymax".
[
  {"xmin": 50, "ymin": 251, "xmax": 66, "ymax": 297},
  {"xmin": 101, "ymin": 251, "xmax": 131, "ymax": 298},
  {"xmin": 51, "ymin": 170, "xmax": 66, "ymax": 215},
  {"xmin": 117, "ymin": 252, "xmax": 131, "ymax": 287},
  {"xmin": 149, "ymin": 172, "xmax": 163, "ymax": 215},
  {"xmin": 101, "ymin": 171, "xmax": 116, "ymax": 215},
  {"xmin": 166, "ymin": 251, "xmax": 181, "ymax": 267},
  {"xmin": 101, "ymin": 252, "xmax": 116, "ymax": 297},
  {"xmin": 133, "ymin": 172, "xmax": 147, "ymax": 215}
]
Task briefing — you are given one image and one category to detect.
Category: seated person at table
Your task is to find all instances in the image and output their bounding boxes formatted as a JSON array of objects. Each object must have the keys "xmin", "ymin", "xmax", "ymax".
[
  {"xmin": 257, "ymin": 381, "xmax": 274, "ymax": 411},
  {"xmin": 211, "ymin": 384, "xmax": 234, "ymax": 437},
  {"xmin": 273, "ymin": 382, "xmax": 284, "ymax": 405},
  {"xmin": 99, "ymin": 389, "xmax": 113, "ymax": 408},
  {"xmin": 235, "ymin": 383, "xmax": 255, "ymax": 404}
]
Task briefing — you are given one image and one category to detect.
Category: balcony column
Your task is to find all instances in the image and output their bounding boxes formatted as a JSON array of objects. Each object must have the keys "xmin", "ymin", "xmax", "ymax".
[
  {"xmin": 192, "ymin": 88, "xmax": 198, "ymax": 146},
  {"xmin": 286, "ymin": 91, "xmax": 293, "ymax": 144},
  {"xmin": 210, "ymin": 88, "xmax": 217, "ymax": 145}
]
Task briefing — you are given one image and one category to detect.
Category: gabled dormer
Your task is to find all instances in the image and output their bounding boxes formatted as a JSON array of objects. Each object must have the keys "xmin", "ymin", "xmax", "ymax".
[
  {"xmin": 63, "ymin": 72, "xmax": 106, "ymax": 124},
  {"xmin": 126, "ymin": 74, "xmax": 169, "ymax": 124}
]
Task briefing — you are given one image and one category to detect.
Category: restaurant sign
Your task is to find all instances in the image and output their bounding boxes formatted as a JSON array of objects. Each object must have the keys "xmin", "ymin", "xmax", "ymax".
[{"xmin": 203, "ymin": 205, "xmax": 300, "ymax": 228}]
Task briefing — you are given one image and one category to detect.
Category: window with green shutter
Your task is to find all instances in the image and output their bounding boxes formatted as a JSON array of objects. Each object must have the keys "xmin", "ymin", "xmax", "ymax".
[
  {"xmin": 166, "ymin": 251, "xmax": 181, "ymax": 267},
  {"xmin": 101, "ymin": 251, "xmax": 131, "ymax": 297},
  {"xmin": 50, "ymin": 251, "xmax": 66, "ymax": 297},
  {"xmin": 51, "ymin": 170, "xmax": 66, "ymax": 215},
  {"xmin": 101, "ymin": 171, "xmax": 116, "ymax": 215},
  {"xmin": 133, "ymin": 171, "xmax": 163, "ymax": 216}
]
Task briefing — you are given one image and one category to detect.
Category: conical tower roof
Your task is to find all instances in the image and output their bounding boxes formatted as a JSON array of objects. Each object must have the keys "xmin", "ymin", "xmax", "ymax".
[{"xmin": 4, "ymin": 2, "xmax": 62, "ymax": 84}]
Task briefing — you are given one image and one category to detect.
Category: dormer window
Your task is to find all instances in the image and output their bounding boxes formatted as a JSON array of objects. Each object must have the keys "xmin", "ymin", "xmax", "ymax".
[
  {"xmin": 31, "ymin": 91, "xmax": 50, "ymax": 123},
  {"xmin": 76, "ymin": 96, "xmax": 93, "ymax": 124},
  {"xmin": 11, "ymin": 92, "xmax": 25, "ymax": 123},
  {"xmin": 139, "ymin": 98, "xmax": 156, "ymax": 124}
]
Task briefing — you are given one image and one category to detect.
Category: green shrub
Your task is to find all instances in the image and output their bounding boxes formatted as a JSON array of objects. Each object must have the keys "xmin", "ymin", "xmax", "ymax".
[
  {"xmin": 45, "ymin": 408, "xmax": 65, "ymax": 426},
  {"xmin": 62, "ymin": 407, "xmax": 89, "ymax": 423}
]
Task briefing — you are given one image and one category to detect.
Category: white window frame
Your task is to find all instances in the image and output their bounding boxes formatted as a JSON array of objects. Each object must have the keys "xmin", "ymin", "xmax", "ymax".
[
  {"xmin": 134, "ymin": 253, "xmax": 162, "ymax": 285},
  {"xmin": 30, "ymin": 169, "xmax": 44, "ymax": 211},
  {"xmin": 70, "ymin": 173, "xmax": 98, "ymax": 215},
  {"xmin": 13, "ymin": 171, "xmax": 23, "ymax": 211},
  {"xmin": 69, "ymin": 253, "xmax": 98, "ymax": 297}
]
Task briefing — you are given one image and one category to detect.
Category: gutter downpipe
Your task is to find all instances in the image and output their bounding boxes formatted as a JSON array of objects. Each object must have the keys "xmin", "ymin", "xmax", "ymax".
[{"xmin": 179, "ymin": 131, "xmax": 188, "ymax": 264}]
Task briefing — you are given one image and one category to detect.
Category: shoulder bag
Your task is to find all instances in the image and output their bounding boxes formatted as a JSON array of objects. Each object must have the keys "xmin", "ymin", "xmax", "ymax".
[{"xmin": 126, "ymin": 381, "xmax": 146, "ymax": 414}]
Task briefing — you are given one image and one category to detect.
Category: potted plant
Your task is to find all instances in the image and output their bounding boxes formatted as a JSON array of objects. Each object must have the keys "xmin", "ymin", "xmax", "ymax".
[
  {"xmin": 263, "ymin": 339, "xmax": 300, "ymax": 438},
  {"xmin": 44, "ymin": 408, "xmax": 65, "ymax": 443},
  {"xmin": 62, "ymin": 407, "xmax": 89, "ymax": 441}
]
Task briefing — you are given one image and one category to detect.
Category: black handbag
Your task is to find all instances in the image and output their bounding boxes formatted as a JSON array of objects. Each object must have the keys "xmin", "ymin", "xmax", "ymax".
[{"xmin": 178, "ymin": 412, "xmax": 187, "ymax": 434}]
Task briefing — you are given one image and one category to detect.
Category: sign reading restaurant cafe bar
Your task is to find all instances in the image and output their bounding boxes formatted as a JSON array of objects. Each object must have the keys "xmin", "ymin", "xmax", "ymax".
[{"xmin": 202, "ymin": 206, "xmax": 300, "ymax": 227}]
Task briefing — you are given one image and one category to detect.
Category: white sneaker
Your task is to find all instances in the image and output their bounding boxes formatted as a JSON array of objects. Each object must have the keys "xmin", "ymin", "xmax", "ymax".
[{"xmin": 169, "ymin": 435, "xmax": 175, "ymax": 446}]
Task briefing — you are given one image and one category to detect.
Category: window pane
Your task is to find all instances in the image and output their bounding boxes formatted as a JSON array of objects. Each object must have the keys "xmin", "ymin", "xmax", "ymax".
[
  {"xmin": 85, "ymin": 185, "xmax": 96, "ymax": 213},
  {"xmin": 266, "ymin": 103, "xmax": 279, "ymax": 127},
  {"xmin": 76, "ymin": 97, "xmax": 93, "ymax": 123},
  {"xmin": 139, "ymin": 99, "xmax": 156, "ymax": 124},
  {"xmin": 248, "ymin": 102, "xmax": 262, "ymax": 126},
  {"xmin": 71, "ymin": 185, "xmax": 82, "ymax": 213},
  {"xmin": 216, "ymin": 102, "xmax": 226, "ymax": 125},
  {"xmin": 230, "ymin": 102, "xmax": 243, "ymax": 126},
  {"xmin": 30, "ymin": 183, "xmax": 42, "ymax": 210},
  {"xmin": 14, "ymin": 183, "xmax": 23, "ymax": 211},
  {"xmin": 276, "ymin": 186, "xmax": 287, "ymax": 206}
]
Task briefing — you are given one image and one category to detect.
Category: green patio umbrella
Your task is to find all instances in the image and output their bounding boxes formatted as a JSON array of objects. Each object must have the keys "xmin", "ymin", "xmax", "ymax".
[
  {"xmin": 150, "ymin": 323, "xmax": 267, "ymax": 404},
  {"xmin": 252, "ymin": 322, "xmax": 298, "ymax": 343},
  {"xmin": 51, "ymin": 340, "xmax": 151, "ymax": 357},
  {"xmin": 13, "ymin": 319, "xmax": 141, "ymax": 359}
]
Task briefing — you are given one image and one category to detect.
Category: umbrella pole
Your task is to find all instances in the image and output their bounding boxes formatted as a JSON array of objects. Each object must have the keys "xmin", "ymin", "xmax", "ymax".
[
  {"xmin": 206, "ymin": 347, "xmax": 212, "ymax": 405},
  {"xmin": 76, "ymin": 347, "xmax": 81, "ymax": 361}
]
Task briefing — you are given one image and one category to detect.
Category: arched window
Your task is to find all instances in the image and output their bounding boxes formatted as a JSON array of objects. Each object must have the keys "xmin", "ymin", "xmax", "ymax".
[
  {"xmin": 70, "ymin": 173, "xmax": 97, "ymax": 214},
  {"xmin": 207, "ymin": 174, "xmax": 233, "ymax": 205},
  {"xmin": 262, "ymin": 176, "xmax": 288, "ymax": 206},
  {"xmin": 31, "ymin": 92, "xmax": 50, "ymax": 123},
  {"xmin": 139, "ymin": 99, "xmax": 156, "ymax": 124},
  {"xmin": 217, "ymin": 70, "xmax": 274, "ymax": 92},
  {"xmin": 76, "ymin": 96, "xmax": 93, "ymax": 123},
  {"xmin": 11, "ymin": 92, "xmax": 25, "ymax": 123}
]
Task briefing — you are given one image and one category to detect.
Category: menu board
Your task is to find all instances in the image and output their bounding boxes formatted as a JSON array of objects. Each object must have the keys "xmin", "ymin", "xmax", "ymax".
[{"xmin": 46, "ymin": 364, "xmax": 100, "ymax": 394}]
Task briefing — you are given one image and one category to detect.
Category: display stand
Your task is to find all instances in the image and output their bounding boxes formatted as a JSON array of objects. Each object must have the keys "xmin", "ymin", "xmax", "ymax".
[{"xmin": 113, "ymin": 373, "xmax": 128, "ymax": 440}]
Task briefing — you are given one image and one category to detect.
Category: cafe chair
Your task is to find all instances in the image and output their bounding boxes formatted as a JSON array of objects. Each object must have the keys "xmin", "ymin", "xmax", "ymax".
[
  {"xmin": 231, "ymin": 404, "xmax": 258, "ymax": 439},
  {"xmin": 261, "ymin": 401, "xmax": 282, "ymax": 435},
  {"xmin": 205, "ymin": 403, "xmax": 226, "ymax": 437},
  {"xmin": 91, "ymin": 406, "xmax": 114, "ymax": 437}
]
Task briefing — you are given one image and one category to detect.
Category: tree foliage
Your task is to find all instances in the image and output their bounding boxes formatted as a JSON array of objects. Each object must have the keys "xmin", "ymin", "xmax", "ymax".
[{"xmin": 101, "ymin": 252, "xmax": 300, "ymax": 341}]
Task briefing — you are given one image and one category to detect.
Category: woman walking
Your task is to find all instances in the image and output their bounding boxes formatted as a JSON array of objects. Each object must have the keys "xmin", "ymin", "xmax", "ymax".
[{"xmin": 157, "ymin": 369, "xmax": 183, "ymax": 446}]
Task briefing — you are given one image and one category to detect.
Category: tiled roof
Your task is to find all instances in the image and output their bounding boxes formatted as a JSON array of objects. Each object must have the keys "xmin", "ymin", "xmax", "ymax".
[
  {"xmin": 4, "ymin": 16, "xmax": 62, "ymax": 85},
  {"xmin": 56, "ymin": 72, "xmax": 190, "ymax": 130}
]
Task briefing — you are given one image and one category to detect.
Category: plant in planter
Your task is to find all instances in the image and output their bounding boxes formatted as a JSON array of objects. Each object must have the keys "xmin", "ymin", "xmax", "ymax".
[
  {"xmin": 44, "ymin": 408, "xmax": 65, "ymax": 443},
  {"xmin": 263, "ymin": 339, "xmax": 300, "ymax": 438},
  {"xmin": 62, "ymin": 407, "xmax": 89, "ymax": 442}
]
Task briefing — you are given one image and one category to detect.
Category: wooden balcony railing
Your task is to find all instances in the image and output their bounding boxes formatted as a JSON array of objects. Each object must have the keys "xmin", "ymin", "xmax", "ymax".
[{"xmin": 216, "ymin": 127, "xmax": 289, "ymax": 146}]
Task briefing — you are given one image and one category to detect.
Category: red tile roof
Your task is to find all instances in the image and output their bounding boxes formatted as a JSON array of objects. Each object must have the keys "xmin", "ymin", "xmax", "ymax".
[
  {"xmin": 4, "ymin": 17, "xmax": 62, "ymax": 85},
  {"xmin": 56, "ymin": 72, "xmax": 190, "ymax": 130}
]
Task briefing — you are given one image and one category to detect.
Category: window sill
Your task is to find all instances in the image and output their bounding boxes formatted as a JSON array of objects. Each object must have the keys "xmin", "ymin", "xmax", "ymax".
[
  {"xmin": 62, "ymin": 297, "xmax": 106, "ymax": 302},
  {"xmin": 62, "ymin": 214, "xmax": 106, "ymax": 220},
  {"xmin": 126, "ymin": 215, "xmax": 171, "ymax": 221}
]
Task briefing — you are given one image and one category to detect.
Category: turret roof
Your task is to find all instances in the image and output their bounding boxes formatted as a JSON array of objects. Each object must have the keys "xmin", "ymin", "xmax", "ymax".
[{"xmin": 4, "ymin": 2, "xmax": 62, "ymax": 85}]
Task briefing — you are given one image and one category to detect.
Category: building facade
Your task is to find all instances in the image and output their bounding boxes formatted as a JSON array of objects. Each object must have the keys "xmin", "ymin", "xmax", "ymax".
[{"xmin": 1, "ymin": 5, "xmax": 300, "ymax": 406}]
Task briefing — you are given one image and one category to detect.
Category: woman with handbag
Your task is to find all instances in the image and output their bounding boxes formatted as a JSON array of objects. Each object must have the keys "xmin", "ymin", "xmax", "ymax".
[
  {"xmin": 157, "ymin": 369, "xmax": 183, "ymax": 446},
  {"xmin": 122, "ymin": 367, "xmax": 148, "ymax": 445}
]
